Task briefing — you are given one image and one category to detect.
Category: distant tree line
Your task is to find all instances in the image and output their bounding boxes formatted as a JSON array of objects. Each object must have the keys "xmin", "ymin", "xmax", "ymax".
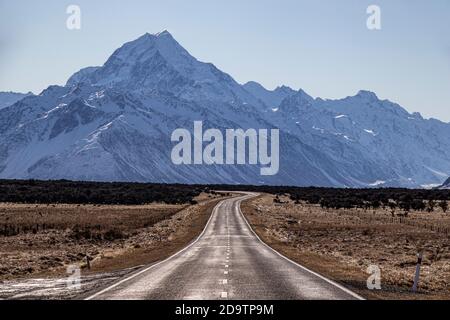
[
  {"xmin": 1, "ymin": 180, "xmax": 449, "ymax": 211},
  {"xmin": 204, "ymin": 184, "xmax": 450, "ymax": 214},
  {"xmin": 0, "ymin": 179, "xmax": 205, "ymax": 205}
]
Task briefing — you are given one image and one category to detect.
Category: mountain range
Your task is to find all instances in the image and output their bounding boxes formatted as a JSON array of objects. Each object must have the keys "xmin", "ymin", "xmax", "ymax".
[{"xmin": 1, "ymin": 31, "xmax": 449, "ymax": 188}]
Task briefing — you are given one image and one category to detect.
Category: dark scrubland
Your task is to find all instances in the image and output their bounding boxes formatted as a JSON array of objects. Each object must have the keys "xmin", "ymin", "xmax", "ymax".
[{"xmin": 0, "ymin": 179, "xmax": 205, "ymax": 205}]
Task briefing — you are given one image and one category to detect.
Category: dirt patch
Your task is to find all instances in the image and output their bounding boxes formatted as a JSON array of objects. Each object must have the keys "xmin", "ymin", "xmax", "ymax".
[{"xmin": 241, "ymin": 194, "xmax": 450, "ymax": 300}]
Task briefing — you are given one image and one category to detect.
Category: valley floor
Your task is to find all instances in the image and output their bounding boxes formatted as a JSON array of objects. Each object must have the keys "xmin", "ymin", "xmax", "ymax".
[
  {"xmin": 2, "ymin": 190, "xmax": 449, "ymax": 300},
  {"xmin": 241, "ymin": 194, "xmax": 450, "ymax": 300}
]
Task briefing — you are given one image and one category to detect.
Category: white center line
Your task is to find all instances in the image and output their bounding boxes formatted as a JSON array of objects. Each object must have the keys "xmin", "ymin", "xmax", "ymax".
[
  {"xmin": 224, "ymin": 271, "xmax": 228, "ymax": 275},
  {"xmin": 223, "ymin": 279, "xmax": 228, "ymax": 285},
  {"xmin": 221, "ymin": 292, "xmax": 228, "ymax": 299}
]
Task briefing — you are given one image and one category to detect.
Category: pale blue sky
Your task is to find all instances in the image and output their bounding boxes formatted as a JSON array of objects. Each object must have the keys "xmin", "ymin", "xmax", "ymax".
[{"xmin": 1, "ymin": 0, "xmax": 449, "ymax": 121}]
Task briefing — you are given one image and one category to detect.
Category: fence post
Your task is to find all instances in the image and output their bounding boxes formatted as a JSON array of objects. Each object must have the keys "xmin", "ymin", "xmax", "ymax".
[
  {"xmin": 412, "ymin": 251, "xmax": 423, "ymax": 293},
  {"xmin": 86, "ymin": 253, "xmax": 91, "ymax": 270}
]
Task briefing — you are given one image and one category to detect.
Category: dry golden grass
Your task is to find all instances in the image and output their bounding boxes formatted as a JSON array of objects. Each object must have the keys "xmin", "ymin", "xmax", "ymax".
[
  {"xmin": 242, "ymin": 194, "xmax": 450, "ymax": 300},
  {"xmin": 0, "ymin": 203, "xmax": 184, "ymax": 238}
]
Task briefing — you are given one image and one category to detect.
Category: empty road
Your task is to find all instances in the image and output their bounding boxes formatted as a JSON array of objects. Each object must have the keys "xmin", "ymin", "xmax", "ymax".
[{"xmin": 86, "ymin": 193, "xmax": 363, "ymax": 300}]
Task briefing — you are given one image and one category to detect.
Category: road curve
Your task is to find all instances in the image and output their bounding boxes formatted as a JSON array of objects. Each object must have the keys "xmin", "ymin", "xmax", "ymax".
[{"xmin": 86, "ymin": 193, "xmax": 363, "ymax": 300}]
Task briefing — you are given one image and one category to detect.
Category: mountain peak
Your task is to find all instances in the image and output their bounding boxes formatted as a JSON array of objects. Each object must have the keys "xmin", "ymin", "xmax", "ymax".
[
  {"xmin": 154, "ymin": 30, "xmax": 173, "ymax": 37},
  {"xmin": 295, "ymin": 89, "xmax": 314, "ymax": 101},
  {"xmin": 64, "ymin": 31, "xmax": 260, "ymax": 104},
  {"xmin": 66, "ymin": 31, "xmax": 195, "ymax": 88},
  {"xmin": 275, "ymin": 85, "xmax": 295, "ymax": 94},
  {"xmin": 117, "ymin": 31, "xmax": 183, "ymax": 59},
  {"xmin": 243, "ymin": 82, "xmax": 296, "ymax": 108},
  {"xmin": 138, "ymin": 30, "xmax": 175, "ymax": 42},
  {"xmin": 278, "ymin": 88, "xmax": 314, "ymax": 112},
  {"xmin": 355, "ymin": 90, "xmax": 378, "ymax": 101},
  {"xmin": 243, "ymin": 81, "xmax": 265, "ymax": 90}
]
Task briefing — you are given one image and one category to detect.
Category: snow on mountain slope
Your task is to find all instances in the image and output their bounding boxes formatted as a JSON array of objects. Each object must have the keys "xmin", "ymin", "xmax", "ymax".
[
  {"xmin": 1, "ymin": 31, "xmax": 449, "ymax": 187},
  {"xmin": 0, "ymin": 92, "xmax": 33, "ymax": 109}
]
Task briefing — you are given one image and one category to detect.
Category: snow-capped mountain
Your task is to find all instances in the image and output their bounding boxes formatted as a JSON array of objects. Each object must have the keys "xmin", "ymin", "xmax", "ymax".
[
  {"xmin": 0, "ymin": 91, "xmax": 33, "ymax": 109},
  {"xmin": 269, "ymin": 89, "xmax": 450, "ymax": 187},
  {"xmin": 0, "ymin": 31, "xmax": 449, "ymax": 187},
  {"xmin": 67, "ymin": 31, "xmax": 261, "ymax": 106}
]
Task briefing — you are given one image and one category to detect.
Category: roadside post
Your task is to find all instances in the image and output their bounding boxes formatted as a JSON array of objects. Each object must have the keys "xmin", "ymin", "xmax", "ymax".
[
  {"xmin": 86, "ymin": 253, "xmax": 91, "ymax": 270},
  {"xmin": 412, "ymin": 251, "xmax": 423, "ymax": 293}
]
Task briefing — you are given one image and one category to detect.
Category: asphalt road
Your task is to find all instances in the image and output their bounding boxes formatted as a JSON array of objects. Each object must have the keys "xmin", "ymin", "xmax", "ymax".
[{"xmin": 86, "ymin": 193, "xmax": 363, "ymax": 300}]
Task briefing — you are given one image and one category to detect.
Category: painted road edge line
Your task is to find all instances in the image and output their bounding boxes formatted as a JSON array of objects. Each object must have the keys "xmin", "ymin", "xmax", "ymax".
[
  {"xmin": 85, "ymin": 199, "xmax": 227, "ymax": 300},
  {"xmin": 236, "ymin": 193, "xmax": 366, "ymax": 301}
]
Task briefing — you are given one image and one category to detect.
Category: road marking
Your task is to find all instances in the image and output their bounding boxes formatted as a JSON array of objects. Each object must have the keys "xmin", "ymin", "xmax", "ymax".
[
  {"xmin": 223, "ymin": 279, "xmax": 228, "ymax": 284},
  {"xmin": 221, "ymin": 292, "xmax": 228, "ymax": 298},
  {"xmin": 86, "ymin": 193, "xmax": 363, "ymax": 301},
  {"xmin": 85, "ymin": 199, "xmax": 227, "ymax": 300},
  {"xmin": 236, "ymin": 195, "xmax": 365, "ymax": 301},
  {"xmin": 225, "ymin": 265, "xmax": 229, "ymax": 268}
]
